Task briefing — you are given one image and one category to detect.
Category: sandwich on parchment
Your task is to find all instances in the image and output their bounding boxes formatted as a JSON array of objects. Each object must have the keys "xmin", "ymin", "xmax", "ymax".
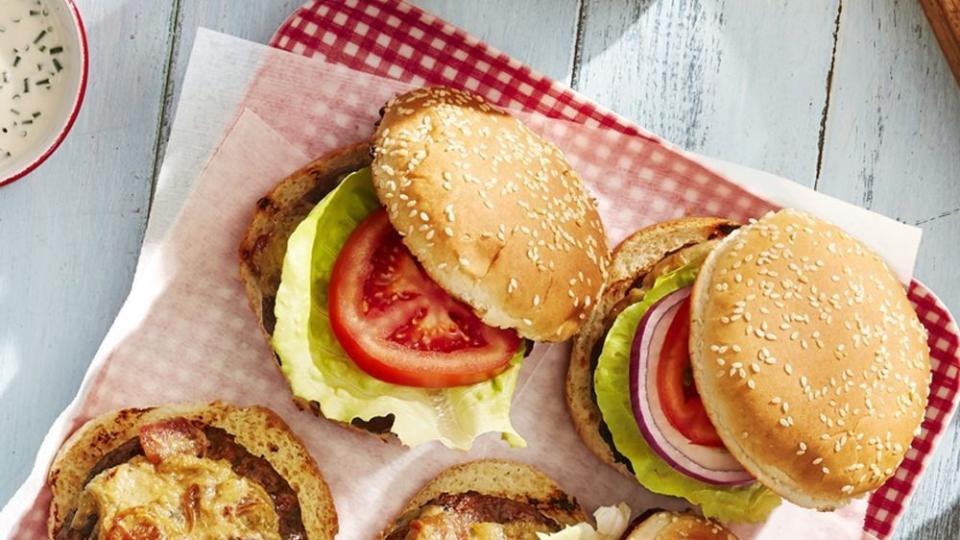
[
  {"xmin": 240, "ymin": 86, "xmax": 608, "ymax": 450},
  {"xmin": 567, "ymin": 209, "xmax": 931, "ymax": 522},
  {"xmin": 47, "ymin": 402, "xmax": 337, "ymax": 539},
  {"xmin": 381, "ymin": 460, "xmax": 586, "ymax": 539},
  {"xmin": 383, "ymin": 467, "xmax": 739, "ymax": 540},
  {"xmin": 619, "ymin": 510, "xmax": 737, "ymax": 539}
]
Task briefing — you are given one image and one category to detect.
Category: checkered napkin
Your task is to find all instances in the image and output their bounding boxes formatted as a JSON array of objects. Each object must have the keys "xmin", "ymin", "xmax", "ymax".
[{"xmin": 270, "ymin": 1, "xmax": 960, "ymax": 538}]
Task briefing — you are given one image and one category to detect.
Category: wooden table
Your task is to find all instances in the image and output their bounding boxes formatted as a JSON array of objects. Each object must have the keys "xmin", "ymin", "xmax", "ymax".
[{"xmin": 1, "ymin": 1, "xmax": 957, "ymax": 537}]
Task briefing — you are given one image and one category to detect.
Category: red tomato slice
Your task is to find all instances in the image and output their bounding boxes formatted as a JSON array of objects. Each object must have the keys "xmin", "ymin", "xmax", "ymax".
[
  {"xmin": 328, "ymin": 209, "xmax": 521, "ymax": 388},
  {"xmin": 138, "ymin": 418, "xmax": 209, "ymax": 464},
  {"xmin": 656, "ymin": 297, "xmax": 723, "ymax": 447}
]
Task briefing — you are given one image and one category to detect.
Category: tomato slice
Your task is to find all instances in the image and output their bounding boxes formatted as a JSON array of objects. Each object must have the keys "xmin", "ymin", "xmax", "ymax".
[
  {"xmin": 138, "ymin": 418, "xmax": 208, "ymax": 464},
  {"xmin": 328, "ymin": 209, "xmax": 521, "ymax": 388},
  {"xmin": 656, "ymin": 297, "xmax": 723, "ymax": 447}
]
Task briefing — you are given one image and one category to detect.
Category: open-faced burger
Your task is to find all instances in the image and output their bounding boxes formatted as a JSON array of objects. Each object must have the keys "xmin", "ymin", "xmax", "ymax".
[
  {"xmin": 621, "ymin": 510, "xmax": 737, "ymax": 539},
  {"xmin": 240, "ymin": 87, "xmax": 608, "ymax": 450},
  {"xmin": 381, "ymin": 460, "xmax": 586, "ymax": 539},
  {"xmin": 47, "ymin": 402, "xmax": 337, "ymax": 539},
  {"xmin": 567, "ymin": 209, "xmax": 931, "ymax": 522}
]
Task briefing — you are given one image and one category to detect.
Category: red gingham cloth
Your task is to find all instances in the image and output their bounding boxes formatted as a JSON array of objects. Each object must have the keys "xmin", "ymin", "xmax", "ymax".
[{"xmin": 270, "ymin": 1, "xmax": 959, "ymax": 538}]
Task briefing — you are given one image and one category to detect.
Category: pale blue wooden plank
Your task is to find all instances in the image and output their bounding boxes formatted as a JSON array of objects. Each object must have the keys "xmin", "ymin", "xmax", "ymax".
[
  {"xmin": 575, "ymin": 0, "xmax": 840, "ymax": 186},
  {"xmin": 816, "ymin": 2, "xmax": 960, "ymax": 537},
  {"xmin": 412, "ymin": 0, "xmax": 581, "ymax": 84},
  {"xmin": 0, "ymin": 0, "xmax": 177, "ymax": 505},
  {"xmin": 158, "ymin": 0, "xmax": 306, "ymax": 163}
]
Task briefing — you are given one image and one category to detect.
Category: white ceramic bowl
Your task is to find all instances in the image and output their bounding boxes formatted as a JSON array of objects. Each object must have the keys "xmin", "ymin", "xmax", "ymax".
[{"xmin": 0, "ymin": 0, "xmax": 88, "ymax": 187}]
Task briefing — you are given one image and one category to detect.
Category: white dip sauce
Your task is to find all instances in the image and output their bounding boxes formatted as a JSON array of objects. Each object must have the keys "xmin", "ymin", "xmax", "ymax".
[{"xmin": 0, "ymin": 0, "xmax": 70, "ymax": 161}]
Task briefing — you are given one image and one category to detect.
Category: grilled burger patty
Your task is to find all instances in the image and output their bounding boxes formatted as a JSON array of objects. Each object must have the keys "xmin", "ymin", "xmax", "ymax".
[
  {"xmin": 385, "ymin": 491, "xmax": 566, "ymax": 540},
  {"xmin": 56, "ymin": 425, "xmax": 307, "ymax": 540}
]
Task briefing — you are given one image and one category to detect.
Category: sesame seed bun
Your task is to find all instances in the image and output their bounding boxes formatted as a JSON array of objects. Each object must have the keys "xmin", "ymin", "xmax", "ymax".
[
  {"xmin": 689, "ymin": 209, "xmax": 931, "ymax": 510},
  {"xmin": 625, "ymin": 510, "xmax": 737, "ymax": 539},
  {"xmin": 371, "ymin": 87, "xmax": 609, "ymax": 342},
  {"xmin": 566, "ymin": 217, "xmax": 737, "ymax": 478}
]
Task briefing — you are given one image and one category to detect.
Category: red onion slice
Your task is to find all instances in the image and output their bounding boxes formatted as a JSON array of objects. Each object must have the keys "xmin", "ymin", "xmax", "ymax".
[{"xmin": 629, "ymin": 287, "xmax": 754, "ymax": 486}]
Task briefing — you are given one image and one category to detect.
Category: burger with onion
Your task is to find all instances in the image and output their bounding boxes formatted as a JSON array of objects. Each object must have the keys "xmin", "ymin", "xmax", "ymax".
[
  {"xmin": 241, "ymin": 87, "xmax": 608, "ymax": 450},
  {"xmin": 567, "ymin": 209, "xmax": 931, "ymax": 522}
]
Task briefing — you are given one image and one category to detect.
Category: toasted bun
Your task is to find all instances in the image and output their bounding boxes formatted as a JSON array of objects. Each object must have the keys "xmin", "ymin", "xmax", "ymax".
[
  {"xmin": 372, "ymin": 87, "xmax": 609, "ymax": 341},
  {"xmin": 566, "ymin": 217, "xmax": 737, "ymax": 477},
  {"xmin": 240, "ymin": 141, "xmax": 371, "ymax": 341},
  {"xmin": 47, "ymin": 402, "xmax": 337, "ymax": 539},
  {"xmin": 625, "ymin": 511, "xmax": 737, "ymax": 539},
  {"xmin": 238, "ymin": 142, "xmax": 399, "ymax": 441},
  {"xmin": 381, "ymin": 460, "xmax": 586, "ymax": 538},
  {"xmin": 690, "ymin": 209, "xmax": 931, "ymax": 510}
]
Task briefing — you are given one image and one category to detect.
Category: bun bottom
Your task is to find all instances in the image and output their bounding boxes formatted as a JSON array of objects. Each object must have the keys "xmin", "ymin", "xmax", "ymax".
[
  {"xmin": 626, "ymin": 510, "xmax": 737, "ymax": 539},
  {"xmin": 238, "ymin": 142, "xmax": 400, "ymax": 442},
  {"xmin": 47, "ymin": 401, "xmax": 338, "ymax": 539},
  {"xmin": 380, "ymin": 460, "xmax": 586, "ymax": 538}
]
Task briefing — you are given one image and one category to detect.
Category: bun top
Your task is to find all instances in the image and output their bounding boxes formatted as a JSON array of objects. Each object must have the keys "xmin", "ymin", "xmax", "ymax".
[
  {"xmin": 371, "ymin": 87, "xmax": 608, "ymax": 342},
  {"xmin": 690, "ymin": 209, "xmax": 931, "ymax": 509}
]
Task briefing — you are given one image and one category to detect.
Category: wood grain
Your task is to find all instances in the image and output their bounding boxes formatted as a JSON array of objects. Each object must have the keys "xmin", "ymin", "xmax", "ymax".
[
  {"xmin": 817, "ymin": 2, "xmax": 960, "ymax": 535},
  {"xmin": 919, "ymin": 0, "xmax": 960, "ymax": 87},
  {"xmin": 157, "ymin": 0, "xmax": 306, "ymax": 164},
  {"xmin": 0, "ymin": 0, "xmax": 176, "ymax": 501},
  {"xmin": 574, "ymin": 0, "xmax": 840, "ymax": 186},
  {"xmin": 412, "ymin": 0, "xmax": 581, "ymax": 84}
]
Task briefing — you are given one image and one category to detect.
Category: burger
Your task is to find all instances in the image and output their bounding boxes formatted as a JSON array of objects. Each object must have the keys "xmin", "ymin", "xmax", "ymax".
[
  {"xmin": 567, "ymin": 209, "xmax": 931, "ymax": 522},
  {"xmin": 47, "ymin": 402, "xmax": 337, "ymax": 539},
  {"xmin": 381, "ymin": 460, "xmax": 586, "ymax": 539},
  {"xmin": 240, "ymin": 87, "xmax": 608, "ymax": 449},
  {"xmin": 621, "ymin": 510, "xmax": 737, "ymax": 539}
]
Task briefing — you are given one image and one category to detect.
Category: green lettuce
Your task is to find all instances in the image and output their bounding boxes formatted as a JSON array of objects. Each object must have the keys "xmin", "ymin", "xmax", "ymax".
[
  {"xmin": 593, "ymin": 262, "xmax": 780, "ymax": 522},
  {"xmin": 272, "ymin": 168, "xmax": 525, "ymax": 450}
]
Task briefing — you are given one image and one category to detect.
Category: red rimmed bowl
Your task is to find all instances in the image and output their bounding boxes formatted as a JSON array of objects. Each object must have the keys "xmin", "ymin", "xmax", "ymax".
[{"xmin": 0, "ymin": 0, "xmax": 88, "ymax": 188}]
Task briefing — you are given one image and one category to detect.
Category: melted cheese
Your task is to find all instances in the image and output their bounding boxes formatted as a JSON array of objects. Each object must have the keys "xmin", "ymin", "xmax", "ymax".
[
  {"xmin": 407, "ymin": 506, "xmax": 553, "ymax": 540},
  {"xmin": 74, "ymin": 455, "xmax": 280, "ymax": 539}
]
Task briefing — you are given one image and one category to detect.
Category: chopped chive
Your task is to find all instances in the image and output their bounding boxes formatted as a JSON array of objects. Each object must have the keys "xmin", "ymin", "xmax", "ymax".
[
  {"xmin": 49, "ymin": 46, "xmax": 63, "ymax": 55},
  {"xmin": 33, "ymin": 29, "xmax": 46, "ymax": 44}
]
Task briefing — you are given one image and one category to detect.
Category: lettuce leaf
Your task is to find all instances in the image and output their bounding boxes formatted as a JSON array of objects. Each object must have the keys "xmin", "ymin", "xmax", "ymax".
[
  {"xmin": 272, "ymin": 168, "xmax": 525, "ymax": 450},
  {"xmin": 536, "ymin": 504, "xmax": 632, "ymax": 540},
  {"xmin": 593, "ymin": 262, "xmax": 780, "ymax": 522}
]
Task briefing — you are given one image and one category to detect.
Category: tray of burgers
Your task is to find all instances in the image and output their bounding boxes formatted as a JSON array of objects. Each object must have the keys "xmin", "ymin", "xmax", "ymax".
[{"xmin": 2, "ymin": 2, "xmax": 957, "ymax": 539}]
